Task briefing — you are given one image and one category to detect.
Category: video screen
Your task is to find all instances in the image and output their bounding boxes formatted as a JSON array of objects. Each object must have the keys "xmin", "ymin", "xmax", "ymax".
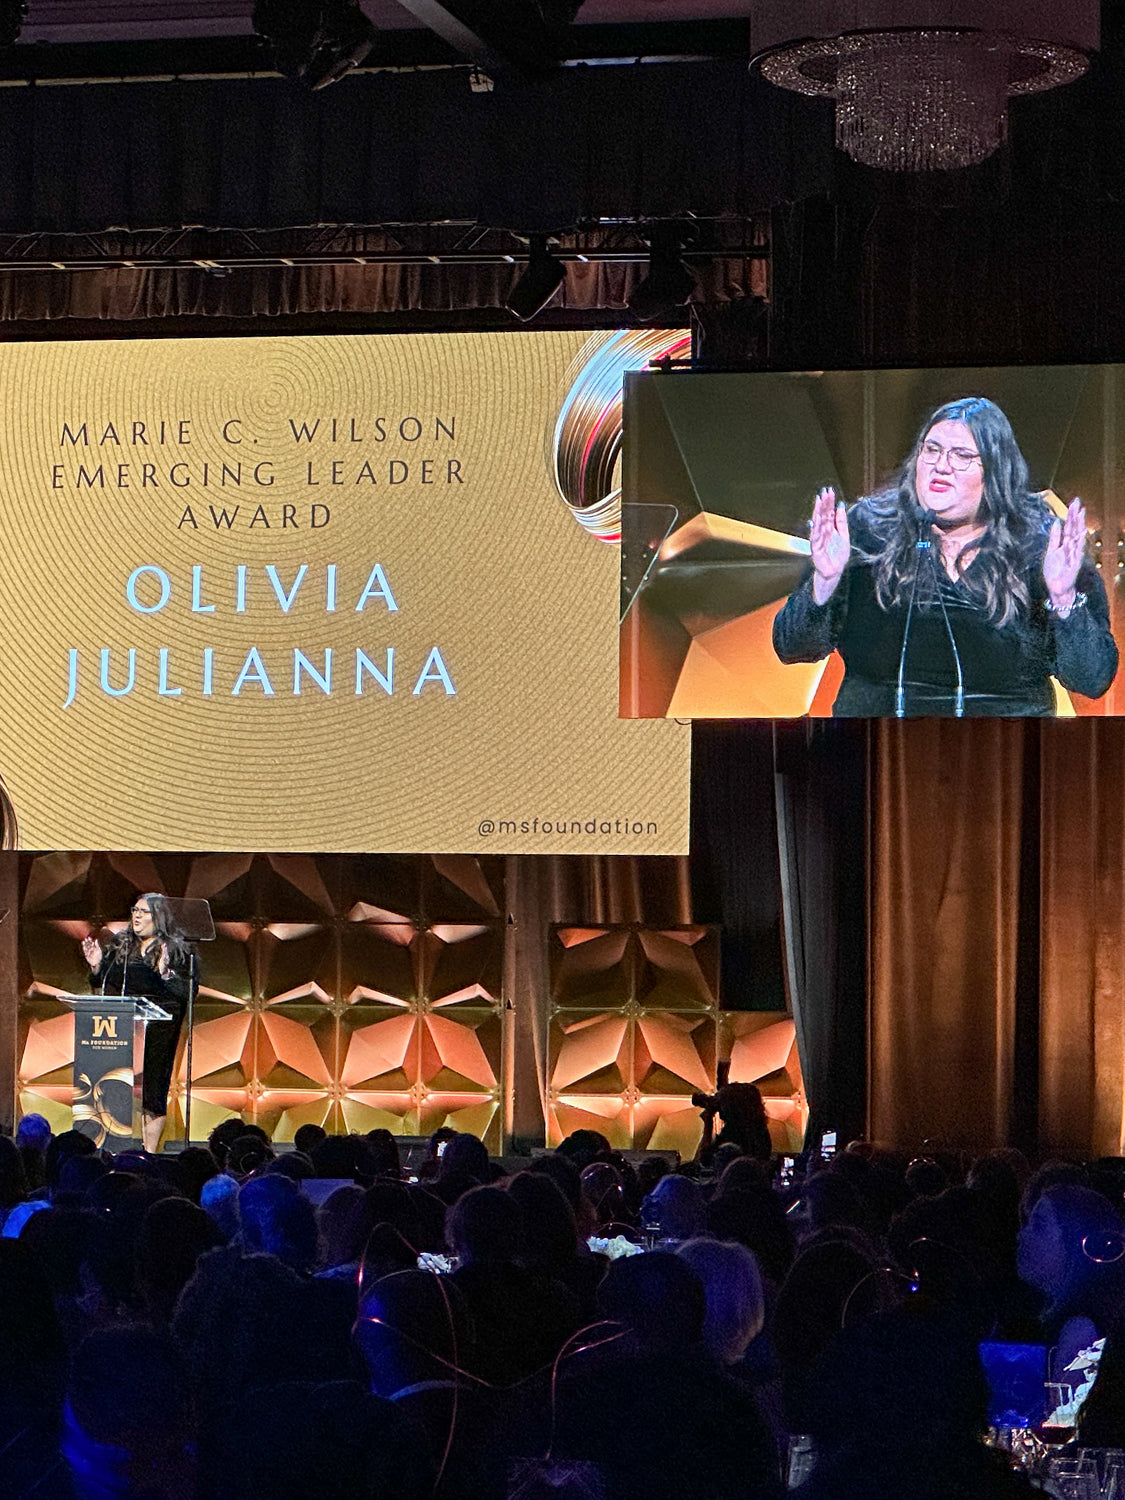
[
  {"xmin": 0, "ymin": 329, "xmax": 690, "ymax": 851},
  {"xmin": 620, "ymin": 365, "xmax": 1125, "ymax": 718}
]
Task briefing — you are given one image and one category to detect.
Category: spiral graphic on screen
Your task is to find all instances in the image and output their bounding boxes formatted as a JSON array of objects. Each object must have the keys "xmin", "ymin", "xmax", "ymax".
[{"xmin": 552, "ymin": 329, "xmax": 691, "ymax": 543}]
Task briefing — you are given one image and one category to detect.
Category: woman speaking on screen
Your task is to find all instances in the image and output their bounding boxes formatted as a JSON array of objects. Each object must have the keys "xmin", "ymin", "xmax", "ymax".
[{"xmin": 773, "ymin": 396, "xmax": 1118, "ymax": 716}]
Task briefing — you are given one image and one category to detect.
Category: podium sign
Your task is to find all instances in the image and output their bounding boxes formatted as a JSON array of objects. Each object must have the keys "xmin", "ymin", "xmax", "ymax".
[{"xmin": 60, "ymin": 996, "xmax": 171, "ymax": 1147}]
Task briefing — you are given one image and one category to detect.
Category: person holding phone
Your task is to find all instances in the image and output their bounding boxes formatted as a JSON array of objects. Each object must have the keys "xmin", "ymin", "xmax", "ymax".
[
  {"xmin": 773, "ymin": 396, "xmax": 1118, "ymax": 716},
  {"xmin": 81, "ymin": 893, "xmax": 197, "ymax": 1153}
]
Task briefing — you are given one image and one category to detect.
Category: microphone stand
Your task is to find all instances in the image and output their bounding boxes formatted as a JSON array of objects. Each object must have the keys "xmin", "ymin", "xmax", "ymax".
[
  {"xmin": 185, "ymin": 950, "xmax": 198, "ymax": 1148},
  {"xmin": 162, "ymin": 897, "xmax": 216, "ymax": 1149},
  {"xmin": 927, "ymin": 539, "xmax": 966, "ymax": 718},
  {"xmin": 895, "ymin": 529, "xmax": 931, "ymax": 718}
]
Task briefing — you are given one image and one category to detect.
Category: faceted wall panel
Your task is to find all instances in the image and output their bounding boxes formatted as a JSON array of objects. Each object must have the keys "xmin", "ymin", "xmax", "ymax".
[
  {"xmin": 722, "ymin": 1012, "xmax": 809, "ymax": 1152},
  {"xmin": 16, "ymin": 853, "xmax": 505, "ymax": 1152},
  {"xmin": 548, "ymin": 924, "xmax": 806, "ymax": 1153}
]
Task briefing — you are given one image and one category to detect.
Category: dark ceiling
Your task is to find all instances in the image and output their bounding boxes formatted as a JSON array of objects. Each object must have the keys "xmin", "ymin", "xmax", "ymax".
[{"xmin": 5, "ymin": 0, "xmax": 753, "ymax": 78}]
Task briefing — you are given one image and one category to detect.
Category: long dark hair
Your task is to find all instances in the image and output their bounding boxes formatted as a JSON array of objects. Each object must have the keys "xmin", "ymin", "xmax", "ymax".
[
  {"xmin": 108, "ymin": 892, "xmax": 192, "ymax": 972},
  {"xmin": 862, "ymin": 396, "xmax": 1055, "ymax": 626}
]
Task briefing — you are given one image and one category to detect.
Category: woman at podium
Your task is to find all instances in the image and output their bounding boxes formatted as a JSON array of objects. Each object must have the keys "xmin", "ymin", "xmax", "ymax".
[{"xmin": 81, "ymin": 894, "xmax": 196, "ymax": 1153}]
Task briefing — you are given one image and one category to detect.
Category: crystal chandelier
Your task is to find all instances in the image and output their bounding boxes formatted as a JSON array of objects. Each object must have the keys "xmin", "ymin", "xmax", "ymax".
[{"xmin": 750, "ymin": 3, "xmax": 1099, "ymax": 172}]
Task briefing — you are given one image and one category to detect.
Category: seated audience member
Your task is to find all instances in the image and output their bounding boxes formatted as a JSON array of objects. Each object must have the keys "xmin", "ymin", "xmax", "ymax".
[
  {"xmin": 206, "ymin": 1116, "xmax": 259, "ymax": 1171},
  {"xmin": 63, "ymin": 1327, "xmax": 197, "ymax": 1500},
  {"xmin": 417, "ymin": 1126, "xmax": 458, "ymax": 1183},
  {"xmin": 293, "ymin": 1121, "xmax": 328, "ymax": 1157},
  {"xmin": 676, "ymin": 1237, "xmax": 766, "ymax": 1366},
  {"xmin": 773, "ymin": 1236, "xmax": 893, "ymax": 1430},
  {"xmin": 165, "ymin": 1143, "xmax": 220, "ymax": 1204},
  {"xmin": 317, "ymin": 1182, "xmax": 370, "ymax": 1278},
  {"xmin": 1020, "ymin": 1160, "xmax": 1089, "ymax": 1220},
  {"xmin": 432, "ymin": 1133, "xmax": 495, "ymax": 1205},
  {"xmin": 556, "ymin": 1129, "xmax": 612, "ymax": 1170},
  {"xmin": 792, "ymin": 1307, "xmax": 1039, "ymax": 1500},
  {"xmin": 238, "ymin": 1174, "xmax": 319, "ymax": 1274},
  {"xmin": 0, "ymin": 1239, "xmax": 67, "ymax": 1495},
  {"xmin": 634, "ymin": 1153, "xmax": 670, "ymax": 1203},
  {"xmin": 525, "ymin": 1151, "xmax": 585, "ymax": 1221},
  {"xmin": 173, "ymin": 1244, "xmax": 358, "ymax": 1495},
  {"xmin": 233, "ymin": 1378, "xmax": 434, "ymax": 1500},
  {"xmin": 226, "ymin": 1131, "xmax": 275, "ymax": 1177},
  {"xmin": 19, "ymin": 1201, "xmax": 97, "ymax": 1304},
  {"xmin": 904, "ymin": 1156, "xmax": 950, "ymax": 1199},
  {"xmin": 506, "ymin": 1170, "xmax": 605, "ymax": 1317},
  {"xmin": 355, "ymin": 1267, "xmax": 496, "ymax": 1497},
  {"xmin": 447, "ymin": 1185, "xmax": 579, "ymax": 1384},
  {"xmin": 54, "ymin": 1151, "xmax": 110, "ymax": 1205},
  {"xmin": 310, "ymin": 1131, "xmax": 378, "ymax": 1184},
  {"xmin": 497, "ymin": 1251, "xmax": 782, "ymax": 1500},
  {"xmin": 44, "ymin": 1128, "xmax": 98, "ymax": 1193},
  {"xmin": 199, "ymin": 1171, "xmax": 240, "ymax": 1241},
  {"xmin": 638, "ymin": 1170, "xmax": 706, "ymax": 1242},
  {"xmin": 1077, "ymin": 1322, "xmax": 1125, "ymax": 1447},
  {"xmin": 706, "ymin": 1181, "xmax": 795, "ymax": 1289},
  {"xmin": 786, "ymin": 1166, "xmax": 872, "ymax": 1243},
  {"xmin": 888, "ymin": 1183, "xmax": 1028, "ymax": 1339},
  {"xmin": 365, "ymin": 1127, "xmax": 403, "ymax": 1179},
  {"xmin": 716, "ymin": 1155, "xmax": 771, "ymax": 1196},
  {"xmin": 81, "ymin": 1178, "xmax": 183, "ymax": 1321},
  {"xmin": 579, "ymin": 1160, "xmax": 627, "ymax": 1231},
  {"xmin": 137, "ymin": 1196, "xmax": 222, "ymax": 1325},
  {"xmin": 356, "ymin": 1267, "xmax": 471, "ymax": 1403},
  {"xmin": 1017, "ymin": 1182, "xmax": 1125, "ymax": 1373},
  {"xmin": 262, "ymin": 1150, "xmax": 316, "ymax": 1183},
  {"xmin": 0, "ymin": 1134, "xmax": 28, "ymax": 1229},
  {"xmin": 14, "ymin": 1110, "xmax": 52, "ymax": 1188}
]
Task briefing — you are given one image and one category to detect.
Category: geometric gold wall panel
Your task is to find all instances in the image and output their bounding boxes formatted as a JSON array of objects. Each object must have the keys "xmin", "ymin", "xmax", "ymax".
[
  {"xmin": 17, "ymin": 852, "xmax": 505, "ymax": 1151},
  {"xmin": 722, "ymin": 1011, "xmax": 809, "ymax": 1153},
  {"xmin": 547, "ymin": 924, "xmax": 720, "ymax": 1153},
  {"xmin": 547, "ymin": 924, "xmax": 807, "ymax": 1155}
]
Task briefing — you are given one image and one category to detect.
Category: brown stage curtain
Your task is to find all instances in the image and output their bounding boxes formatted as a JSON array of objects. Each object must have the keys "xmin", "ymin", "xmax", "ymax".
[
  {"xmin": 1040, "ymin": 721, "xmax": 1125, "ymax": 1157},
  {"xmin": 869, "ymin": 720, "xmax": 1026, "ymax": 1152},
  {"xmin": 0, "ymin": 254, "xmax": 767, "ymax": 324},
  {"xmin": 870, "ymin": 718, "xmax": 1125, "ymax": 1159}
]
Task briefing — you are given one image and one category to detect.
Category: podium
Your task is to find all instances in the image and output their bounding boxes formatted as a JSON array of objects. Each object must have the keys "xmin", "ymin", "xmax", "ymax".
[{"xmin": 58, "ymin": 995, "xmax": 172, "ymax": 1148}]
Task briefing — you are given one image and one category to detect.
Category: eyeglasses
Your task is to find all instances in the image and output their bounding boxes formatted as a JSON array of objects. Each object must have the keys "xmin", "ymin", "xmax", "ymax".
[
  {"xmin": 132, "ymin": 905, "xmax": 152, "ymax": 916},
  {"xmin": 919, "ymin": 439, "xmax": 981, "ymax": 472}
]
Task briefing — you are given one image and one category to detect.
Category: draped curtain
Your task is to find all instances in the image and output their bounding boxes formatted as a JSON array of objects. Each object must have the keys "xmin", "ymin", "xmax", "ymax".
[
  {"xmin": 869, "ymin": 719, "xmax": 1125, "ymax": 1158},
  {"xmin": 0, "ymin": 255, "xmax": 766, "ymax": 324}
]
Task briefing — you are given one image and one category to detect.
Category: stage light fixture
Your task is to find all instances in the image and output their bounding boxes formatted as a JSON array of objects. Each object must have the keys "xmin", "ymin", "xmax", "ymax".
[
  {"xmin": 627, "ymin": 229, "xmax": 698, "ymax": 324},
  {"xmin": 505, "ymin": 238, "xmax": 567, "ymax": 322},
  {"xmin": 253, "ymin": 0, "xmax": 376, "ymax": 89},
  {"xmin": 0, "ymin": 0, "xmax": 26, "ymax": 47}
]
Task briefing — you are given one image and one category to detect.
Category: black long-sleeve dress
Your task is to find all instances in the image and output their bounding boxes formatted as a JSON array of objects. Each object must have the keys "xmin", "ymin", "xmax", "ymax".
[
  {"xmin": 89, "ymin": 943, "xmax": 195, "ymax": 1116},
  {"xmin": 773, "ymin": 505, "xmax": 1118, "ymax": 717}
]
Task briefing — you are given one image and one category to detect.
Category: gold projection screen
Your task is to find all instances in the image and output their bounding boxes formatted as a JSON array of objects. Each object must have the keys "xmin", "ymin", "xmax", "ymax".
[{"xmin": 0, "ymin": 331, "xmax": 689, "ymax": 852}]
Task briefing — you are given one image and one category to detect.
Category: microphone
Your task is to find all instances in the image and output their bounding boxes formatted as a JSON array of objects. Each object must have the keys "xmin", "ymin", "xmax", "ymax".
[{"xmin": 895, "ymin": 509, "xmax": 936, "ymax": 717}]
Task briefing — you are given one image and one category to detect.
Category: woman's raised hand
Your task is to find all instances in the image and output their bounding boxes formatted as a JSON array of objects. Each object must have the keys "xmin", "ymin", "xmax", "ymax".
[
  {"xmin": 810, "ymin": 486, "xmax": 850, "ymax": 605},
  {"xmin": 1043, "ymin": 498, "xmax": 1087, "ymax": 614},
  {"xmin": 81, "ymin": 934, "xmax": 101, "ymax": 971}
]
